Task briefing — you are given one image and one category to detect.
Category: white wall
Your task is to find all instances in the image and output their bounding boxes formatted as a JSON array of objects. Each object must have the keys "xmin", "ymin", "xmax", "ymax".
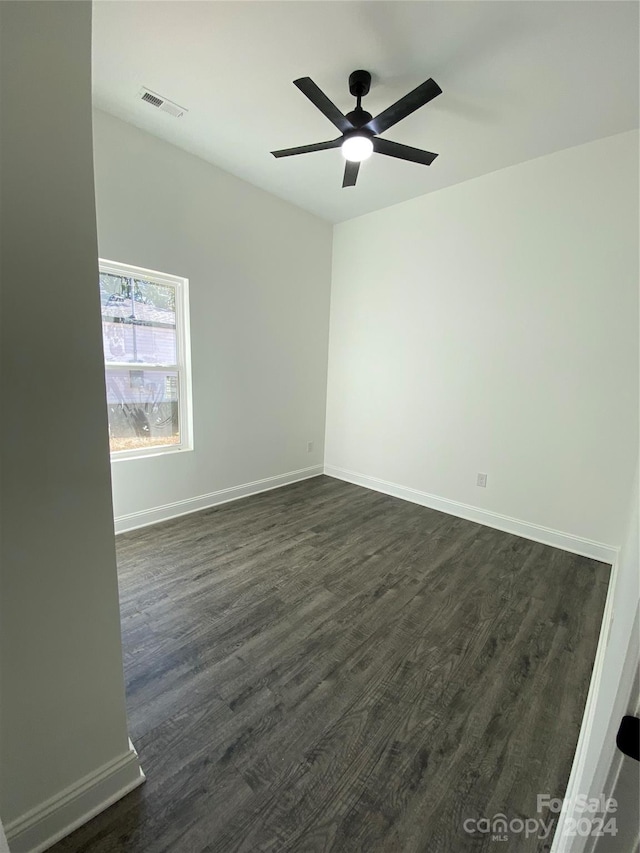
[
  {"xmin": 326, "ymin": 131, "xmax": 639, "ymax": 550},
  {"xmin": 92, "ymin": 111, "xmax": 332, "ymax": 528},
  {"xmin": 0, "ymin": 2, "xmax": 142, "ymax": 848}
]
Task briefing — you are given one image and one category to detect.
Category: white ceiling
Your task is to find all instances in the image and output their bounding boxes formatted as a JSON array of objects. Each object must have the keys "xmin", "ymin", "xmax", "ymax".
[{"xmin": 92, "ymin": 1, "xmax": 639, "ymax": 223}]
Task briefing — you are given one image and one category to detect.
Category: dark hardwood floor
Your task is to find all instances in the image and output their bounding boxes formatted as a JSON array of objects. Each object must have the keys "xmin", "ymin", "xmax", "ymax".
[{"xmin": 51, "ymin": 475, "xmax": 609, "ymax": 853}]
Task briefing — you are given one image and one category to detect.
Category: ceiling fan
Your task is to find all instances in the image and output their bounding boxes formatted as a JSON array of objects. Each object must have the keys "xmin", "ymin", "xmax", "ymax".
[{"xmin": 271, "ymin": 70, "xmax": 442, "ymax": 188}]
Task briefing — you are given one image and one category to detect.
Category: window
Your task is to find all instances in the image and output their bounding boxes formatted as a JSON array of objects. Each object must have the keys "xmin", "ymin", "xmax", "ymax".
[{"xmin": 99, "ymin": 259, "xmax": 192, "ymax": 459}]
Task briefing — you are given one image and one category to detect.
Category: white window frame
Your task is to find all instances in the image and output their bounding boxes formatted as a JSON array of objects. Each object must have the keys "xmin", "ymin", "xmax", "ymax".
[{"xmin": 99, "ymin": 258, "xmax": 193, "ymax": 461}]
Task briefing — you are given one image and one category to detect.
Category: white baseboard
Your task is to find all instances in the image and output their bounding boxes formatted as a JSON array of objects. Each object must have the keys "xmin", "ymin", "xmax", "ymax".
[
  {"xmin": 324, "ymin": 465, "xmax": 618, "ymax": 564},
  {"xmin": 5, "ymin": 741, "xmax": 145, "ymax": 853},
  {"xmin": 114, "ymin": 465, "xmax": 324, "ymax": 534}
]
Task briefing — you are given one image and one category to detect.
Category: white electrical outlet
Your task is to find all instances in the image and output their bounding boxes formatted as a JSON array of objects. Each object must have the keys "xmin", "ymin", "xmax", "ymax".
[
  {"xmin": 307, "ymin": 441, "xmax": 314, "ymax": 453},
  {"xmin": 477, "ymin": 473, "xmax": 488, "ymax": 488}
]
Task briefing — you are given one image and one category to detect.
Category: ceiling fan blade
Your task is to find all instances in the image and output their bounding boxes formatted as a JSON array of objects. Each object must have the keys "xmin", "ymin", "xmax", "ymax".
[
  {"xmin": 271, "ymin": 138, "xmax": 343, "ymax": 158},
  {"xmin": 365, "ymin": 78, "xmax": 442, "ymax": 136},
  {"xmin": 293, "ymin": 77, "xmax": 354, "ymax": 134},
  {"xmin": 373, "ymin": 138, "xmax": 438, "ymax": 166},
  {"xmin": 342, "ymin": 160, "xmax": 360, "ymax": 188}
]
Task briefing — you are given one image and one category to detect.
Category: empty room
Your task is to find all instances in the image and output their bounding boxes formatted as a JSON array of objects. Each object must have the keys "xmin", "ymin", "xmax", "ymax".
[{"xmin": 1, "ymin": 1, "xmax": 638, "ymax": 852}]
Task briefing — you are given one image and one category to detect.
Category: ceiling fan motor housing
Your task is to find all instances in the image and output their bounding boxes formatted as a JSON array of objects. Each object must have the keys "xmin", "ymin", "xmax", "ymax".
[
  {"xmin": 348, "ymin": 70, "xmax": 371, "ymax": 98},
  {"xmin": 345, "ymin": 109, "xmax": 373, "ymax": 130}
]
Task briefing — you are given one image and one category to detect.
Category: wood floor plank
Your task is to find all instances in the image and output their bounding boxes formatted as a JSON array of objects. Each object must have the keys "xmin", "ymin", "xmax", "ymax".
[{"xmin": 50, "ymin": 476, "xmax": 609, "ymax": 853}]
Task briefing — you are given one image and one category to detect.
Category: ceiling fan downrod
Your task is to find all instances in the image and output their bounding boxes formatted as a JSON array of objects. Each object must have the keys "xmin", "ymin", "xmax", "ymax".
[{"xmin": 346, "ymin": 70, "xmax": 373, "ymax": 128}]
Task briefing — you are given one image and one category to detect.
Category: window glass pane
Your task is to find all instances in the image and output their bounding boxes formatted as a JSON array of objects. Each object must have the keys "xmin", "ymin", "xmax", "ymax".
[
  {"xmin": 100, "ymin": 273, "xmax": 177, "ymax": 365},
  {"xmin": 105, "ymin": 368, "xmax": 180, "ymax": 453}
]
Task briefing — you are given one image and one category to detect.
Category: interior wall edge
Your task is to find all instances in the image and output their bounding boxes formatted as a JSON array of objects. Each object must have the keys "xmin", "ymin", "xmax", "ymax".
[{"xmin": 0, "ymin": 0, "xmax": 138, "ymax": 832}]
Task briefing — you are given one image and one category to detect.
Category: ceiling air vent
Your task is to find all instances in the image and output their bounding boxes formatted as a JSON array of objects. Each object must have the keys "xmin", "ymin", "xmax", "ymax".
[{"xmin": 138, "ymin": 88, "xmax": 187, "ymax": 118}]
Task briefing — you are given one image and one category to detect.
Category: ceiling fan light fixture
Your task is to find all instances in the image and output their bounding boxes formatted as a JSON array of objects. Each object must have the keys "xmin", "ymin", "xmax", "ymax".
[
  {"xmin": 341, "ymin": 134, "xmax": 374, "ymax": 162},
  {"xmin": 271, "ymin": 72, "xmax": 441, "ymax": 186}
]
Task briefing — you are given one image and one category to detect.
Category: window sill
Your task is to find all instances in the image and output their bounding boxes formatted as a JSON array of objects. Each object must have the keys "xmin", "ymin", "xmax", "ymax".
[{"xmin": 110, "ymin": 445, "xmax": 193, "ymax": 463}]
